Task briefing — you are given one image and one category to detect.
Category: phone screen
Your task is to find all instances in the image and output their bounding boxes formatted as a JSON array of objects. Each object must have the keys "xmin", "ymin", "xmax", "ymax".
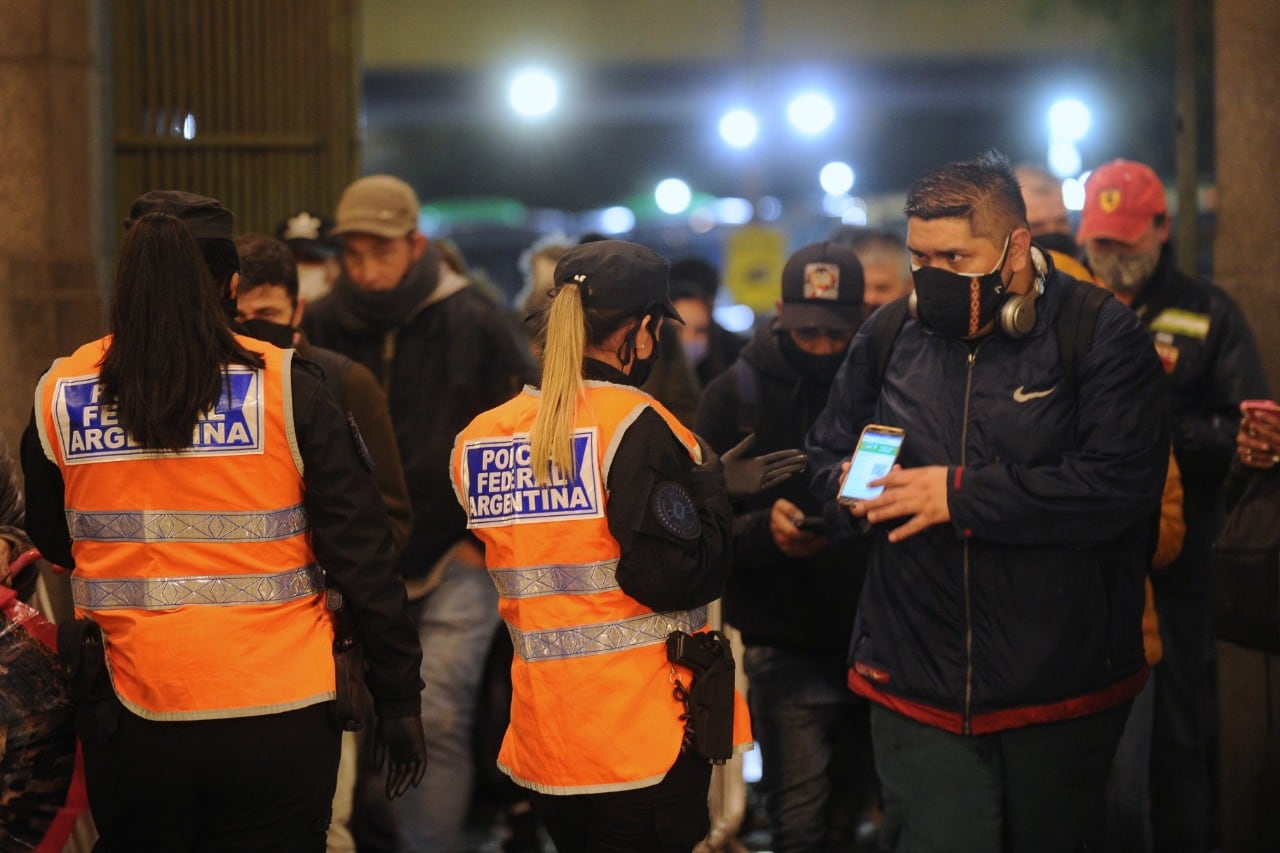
[{"xmin": 839, "ymin": 426, "xmax": 905, "ymax": 503}]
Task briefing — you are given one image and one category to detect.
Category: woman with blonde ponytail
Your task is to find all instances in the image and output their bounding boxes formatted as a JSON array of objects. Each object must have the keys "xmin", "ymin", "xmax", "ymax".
[{"xmin": 453, "ymin": 240, "xmax": 751, "ymax": 852}]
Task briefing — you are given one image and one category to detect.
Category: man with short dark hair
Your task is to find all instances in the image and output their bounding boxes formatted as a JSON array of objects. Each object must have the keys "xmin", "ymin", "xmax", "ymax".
[
  {"xmin": 807, "ymin": 153, "xmax": 1169, "ymax": 852},
  {"xmin": 235, "ymin": 231, "xmax": 410, "ymax": 853},
  {"xmin": 302, "ymin": 175, "xmax": 535, "ymax": 852},
  {"xmin": 1079, "ymin": 158, "xmax": 1268, "ymax": 852}
]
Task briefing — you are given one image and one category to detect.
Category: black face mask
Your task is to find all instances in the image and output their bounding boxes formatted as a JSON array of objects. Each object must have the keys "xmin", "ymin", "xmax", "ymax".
[
  {"xmin": 240, "ymin": 318, "xmax": 296, "ymax": 349},
  {"xmin": 628, "ymin": 354, "xmax": 656, "ymax": 388},
  {"xmin": 616, "ymin": 311, "xmax": 661, "ymax": 388},
  {"xmin": 778, "ymin": 332, "xmax": 846, "ymax": 385},
  {"xmin": 910, "ymin": 234, "xmax": 1011, "ymax": 339}
]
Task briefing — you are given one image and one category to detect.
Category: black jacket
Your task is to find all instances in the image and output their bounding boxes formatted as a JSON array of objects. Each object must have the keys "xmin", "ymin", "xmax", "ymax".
[
  {"xmin": 304, "ymin": 268, "xmax": 535, "ymax": 581},
  {"xmin": 806, "ymin": 262, "xmax": 1169, "ymax": 734},
  {"xmin": 1127, "ymin": 245, "xmax": 1268, "ymax": 591},
  {"xmin": 696, "ymin": 324, "xmax": 867, "ymax": 656}
]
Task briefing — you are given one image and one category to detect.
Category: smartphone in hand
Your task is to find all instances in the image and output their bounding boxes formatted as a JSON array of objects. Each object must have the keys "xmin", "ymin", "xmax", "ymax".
[
  {"xmin": 1242, "ymin": 399, "xmax": 1280, "ymax": 418},
  {"xmin": 795, "ymin": 515, "xmax": 826, "ymax": 533},
  {"xmin": 837, "ymin": 425, "xmax": 906, "ymax": 505}
]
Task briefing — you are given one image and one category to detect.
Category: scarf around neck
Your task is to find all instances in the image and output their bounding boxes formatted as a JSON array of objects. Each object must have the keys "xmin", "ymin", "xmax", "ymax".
[{"xmin": 328, "ymin": 246, "xmax": 442, "ymax": 335}]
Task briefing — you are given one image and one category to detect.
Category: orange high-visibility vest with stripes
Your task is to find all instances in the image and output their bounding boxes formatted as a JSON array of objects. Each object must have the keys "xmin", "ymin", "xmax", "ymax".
[
  {"xmin": 34, "ymin": 335, "xmax": 335, "ymax": 721},
  {"xmin": 452, "ymin": 380, "xmax": 751, "ymax": 795}
]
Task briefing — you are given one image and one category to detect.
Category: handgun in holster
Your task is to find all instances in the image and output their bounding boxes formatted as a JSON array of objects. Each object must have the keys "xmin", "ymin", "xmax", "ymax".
[
  {"xmin": 56, "ymin": 617, "xmax": 121, "ymax": 743},
  {"xmin": 327, "ymin": 587, "xmax": 369, "ymax": 732},
  {"xmin": 665, "ymin": 629, "xmax": 736, "ymax": 763}
]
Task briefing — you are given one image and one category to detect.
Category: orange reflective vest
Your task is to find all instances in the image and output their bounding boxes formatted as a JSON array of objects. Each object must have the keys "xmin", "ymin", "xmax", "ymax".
[
  {"xmin": 34, "ymin": 335, "xmax": 335, "ymax": 721},
  {"xmin": 452, "ymin": 380, "xmax": 751, "ymax": 795}
]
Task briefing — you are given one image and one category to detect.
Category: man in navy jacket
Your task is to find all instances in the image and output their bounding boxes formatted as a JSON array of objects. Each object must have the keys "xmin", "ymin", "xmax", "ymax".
[{"xmin": 806, "ymin": 152, "xmax": 1169, "ymax": 853}]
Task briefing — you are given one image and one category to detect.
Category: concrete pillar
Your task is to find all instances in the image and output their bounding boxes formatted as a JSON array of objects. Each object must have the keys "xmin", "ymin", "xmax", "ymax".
[
  {"xmin": 1214, "ymin": 2, "xmax": 1280, "ymax": 849},
  {"xmin": 1215, "ymin": 0, "xmax": 1280, "ymax": 389},
  {"xmin": 0, "ymin": 0, "xmax": 108, "ymax": 450}
]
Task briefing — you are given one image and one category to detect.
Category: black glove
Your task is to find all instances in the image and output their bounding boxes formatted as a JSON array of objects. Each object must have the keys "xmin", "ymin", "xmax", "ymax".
[
  {"xmin": 374, "ymin": 714, "xmax": 427, "ymax": 800},
  {"xmin": 719, "ymin": 433, "xmax": 808, "ymax": 500}
]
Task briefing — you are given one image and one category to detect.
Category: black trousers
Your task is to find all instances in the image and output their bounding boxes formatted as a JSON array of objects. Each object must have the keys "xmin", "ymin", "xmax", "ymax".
[
  {"xmin": 84, "ymin": 702, "xmax": 341, "ymax": 853},
  {"xmin": 529, "ymin": 749, "xmax": 712, "ymax": 853}
]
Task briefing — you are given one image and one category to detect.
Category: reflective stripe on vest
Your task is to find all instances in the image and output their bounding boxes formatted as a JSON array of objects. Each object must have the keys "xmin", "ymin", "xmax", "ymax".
[
  {"xmin": 489, "ymin": 558, "xmax": 620, "ymax": 598},
  {"xmin": 508, "ymin": 605, "xmax": 707, "ymax": 663},
  {"xmin": 72, "ymin": 563, "xmax": 323, "ymax": 611},
  {"xmin": 66, "ymin": 504, "xmax": 309, "ymax": 543},
  {"xmin": 33, "ymin": 336, "xmax": 335, "ymax": 722}
]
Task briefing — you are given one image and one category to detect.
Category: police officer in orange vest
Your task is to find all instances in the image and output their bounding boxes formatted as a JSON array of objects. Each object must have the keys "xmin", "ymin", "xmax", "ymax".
[
  {"xmin": 452, "ymin": 240, "xmax": 754, "ymax": 852},
  {"xmin": 21, "ymin": 195, "xmax": 426, "ymax": 852}
]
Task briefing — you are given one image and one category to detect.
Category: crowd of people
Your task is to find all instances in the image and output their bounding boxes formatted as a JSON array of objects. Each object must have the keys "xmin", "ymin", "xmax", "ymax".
[{"xmin": 0, "ymin": 147, "xmax": 1272, "ymax": 853}]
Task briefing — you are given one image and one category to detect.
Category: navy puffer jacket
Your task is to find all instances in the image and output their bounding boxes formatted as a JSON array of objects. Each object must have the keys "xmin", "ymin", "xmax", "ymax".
[{"xmin": 806, "ymin": 260, "xmax": 1169, "ymax": 734}]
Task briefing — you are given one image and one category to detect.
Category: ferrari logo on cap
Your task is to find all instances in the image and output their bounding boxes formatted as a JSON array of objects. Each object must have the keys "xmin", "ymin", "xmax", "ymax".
[{"xmin": 1099, "ymin": 188, "xmax": 1123, "ymax": 213}]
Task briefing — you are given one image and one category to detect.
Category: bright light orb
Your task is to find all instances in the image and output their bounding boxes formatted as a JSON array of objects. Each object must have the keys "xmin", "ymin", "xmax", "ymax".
[
  {"xmin": 1048, "ymin": 98, "xmax": 1091, "ymax": 142},
  {"xmin": 819, "ymin": 161, "xmax": 855, "ymax": 196},
  {"xmin": 509, "ymin": 68, "xmax": 559, "ymax": 118},
  {"xmin": 600, "ymin": 206, "xmax": 635, "ymax": 235},
  {"xmin": 1048, "ymin": 141, "xmax": 1082, "ymax": 179},
  {"xmin": 655, "ymin": 179, "xmax": 692, "ymax": 215},
  {"xmin": 719, "ymin": 109, "xmax": 759, "ymax": 149},
  {"xmin": 787, "ymin": 92, "xmax": 835, "ymax": 136},
  {"xmin": 1062, "ymin": 177, "xmax": 1086, "ymax": 212}
]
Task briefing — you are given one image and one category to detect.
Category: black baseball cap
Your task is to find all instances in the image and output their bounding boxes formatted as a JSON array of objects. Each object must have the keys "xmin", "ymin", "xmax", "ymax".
[
  {"xmin": 553, "ymin": 240, "xmax": 683, "ymax": 323},
  {"xmin": 778, "ymin": 241, "xmax": 865, "ymax": 331},
  {"xmin": 123, "ymin": 190, "xmax": 234, "ymax": 240}
]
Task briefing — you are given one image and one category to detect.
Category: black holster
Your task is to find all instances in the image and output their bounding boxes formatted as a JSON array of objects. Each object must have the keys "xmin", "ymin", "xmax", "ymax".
[
  {"xmin": 666, "ymin": 629, "xmax": 736, "ymax": 763},
  {"xmin": 328, "ymin": 588, "xmax": 369, "ymax": 732},
  {"xmin": 56, "ymin": 617, "xmax": 121, "ymax": 743}
]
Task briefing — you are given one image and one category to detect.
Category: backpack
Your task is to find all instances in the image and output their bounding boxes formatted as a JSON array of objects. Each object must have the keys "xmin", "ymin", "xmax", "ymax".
[{"xmin": 734, "ymin": 279, "xmax": 1112, "ymax": 434}]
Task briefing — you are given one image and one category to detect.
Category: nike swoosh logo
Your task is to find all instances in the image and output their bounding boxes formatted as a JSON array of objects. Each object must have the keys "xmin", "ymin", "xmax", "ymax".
[{"xmin": 1013, "ymin": 385, "xmax": 1056, "ymax": 403}]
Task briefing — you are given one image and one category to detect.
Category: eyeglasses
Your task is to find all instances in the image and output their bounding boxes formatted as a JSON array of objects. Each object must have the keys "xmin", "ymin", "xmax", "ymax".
[{"xmin": 792, "ymin": 327, "xmax": 853, "ymax": 343}]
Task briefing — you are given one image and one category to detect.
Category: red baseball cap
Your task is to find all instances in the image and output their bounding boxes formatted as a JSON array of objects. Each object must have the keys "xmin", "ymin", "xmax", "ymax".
[{"xmin": 1078, "ymin": 159, "xmax": 1168, "ymax": 244}]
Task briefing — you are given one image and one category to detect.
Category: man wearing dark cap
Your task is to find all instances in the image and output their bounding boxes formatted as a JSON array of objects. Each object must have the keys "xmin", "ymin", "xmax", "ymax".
[
  {"xmin": 696, "ymin": 242, "xmax": 876, "ymax": 851},
  {"xmin": 302, "ymin": 174, "xmax": 534, "ymax": 852},
  {"xmin": 1079, "ymin": 159, "xmax": 1268, "ymax": 851}
]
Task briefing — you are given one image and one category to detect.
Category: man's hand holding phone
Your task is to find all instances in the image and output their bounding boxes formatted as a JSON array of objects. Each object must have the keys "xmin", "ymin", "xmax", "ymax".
[
  {"xmin": 850, "ymin": 465, "xmax": 951, "ymax": 543},
  {"xmin": 837, "ymin": 424, "xmax": 949, "ymax": 543},
  {"xmin": 770, "ymin": 498, "xmax": 827, "ymax": 558},
  {"xmin": 1239, "ymin": 399, "xmax": 1280, "ymax": 469}
]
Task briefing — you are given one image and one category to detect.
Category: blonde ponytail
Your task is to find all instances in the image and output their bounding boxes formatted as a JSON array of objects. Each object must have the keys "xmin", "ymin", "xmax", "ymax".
[{"xmin": 530, "ymin": 285, "xmax": 586, "ymax": 485}]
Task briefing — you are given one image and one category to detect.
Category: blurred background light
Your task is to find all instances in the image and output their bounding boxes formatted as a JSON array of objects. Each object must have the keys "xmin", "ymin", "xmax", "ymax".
[
  {"xmin": 786, "ymin": 92, "xmax": 835, "ymax": 136},
  {"xmin": 719, "ymin": 108, "xmax": 759, "ymax": 149},
  {"xmin": 819, "ymin": 161, "xmax": 856, "ymax": 196},
  {"xmin": 508, "ymin": 68, "xmax": 559, "ymax": 117},
  {"xmin": 757, "ymin": 196, "xmax": 783, "ymax": 222},
  {"xmin": 655, "ymin": 178, "xmax": 692, "ymax": 215},
  {"xmin": 1048, "ymin": 98, "xmax": 1091, "ymax": 142},
  {"xmin": 1048, "ymin": 140, "xmax": 1082, "ymax": 178},
  {"xmin": 714, "ymin": 304, "xmax": 757, "ymax": 335},
  {"xmin": 714, "ymin": 197, "xmax": 754, "ymax": 225},
  {"xmin": 599, "ymin": 206, "xmax": 636, "ymax": 234},
  {"xmin": 1063, "ymin": 177, "xmax": 1087, "ymax": 211}
]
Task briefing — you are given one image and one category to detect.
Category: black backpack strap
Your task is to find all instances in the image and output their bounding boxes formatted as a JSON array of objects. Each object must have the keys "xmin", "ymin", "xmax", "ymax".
[
  {"xmin": 1055, "ymin": 279, "xmax": 1112, "ymax": 393},
  {"xmin": 731, "ymin": 358, "xmax": 758, "ymax": 438},
  {"xmin": 869, "ymin": 295, "xmax": 912, "ymax": 391}
]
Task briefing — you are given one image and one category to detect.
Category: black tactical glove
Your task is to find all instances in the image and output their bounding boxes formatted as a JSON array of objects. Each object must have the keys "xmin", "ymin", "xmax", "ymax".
[
  {"xmin": 719, "ymin": 433, "xmax": 808, "ymax": 500},
  {"xmin": 374, "ymin": 714, "xmax": 427, "ymax": 800}
]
